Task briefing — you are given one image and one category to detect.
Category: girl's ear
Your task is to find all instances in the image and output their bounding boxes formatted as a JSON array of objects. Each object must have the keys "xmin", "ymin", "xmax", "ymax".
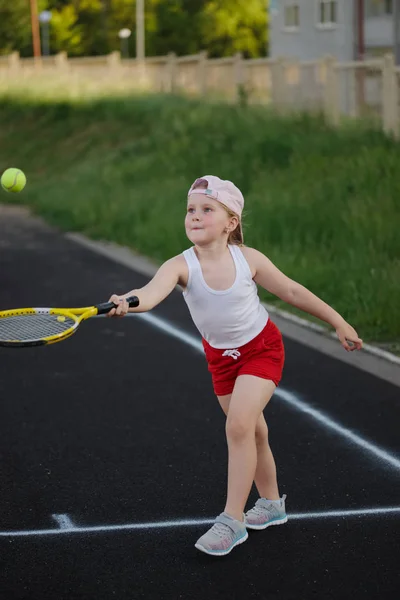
[{"xmin": 230, "ymin": 216, "xmax": 239, "ymax": 231}]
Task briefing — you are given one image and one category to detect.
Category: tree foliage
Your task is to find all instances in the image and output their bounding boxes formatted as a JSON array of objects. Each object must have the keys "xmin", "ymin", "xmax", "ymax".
[
  {"xmin": 0, "ymin": 0, "xmax": 268, "ymax": 58},
  {"xmin": 0, "ymin": 0, "xmax": 47, "ymax": 56}
]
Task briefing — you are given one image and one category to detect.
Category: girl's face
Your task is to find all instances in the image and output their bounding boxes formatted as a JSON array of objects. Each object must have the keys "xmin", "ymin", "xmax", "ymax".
[{"xmin": 185, "ymin": 195, "xmax": 237, "ymax": 246}]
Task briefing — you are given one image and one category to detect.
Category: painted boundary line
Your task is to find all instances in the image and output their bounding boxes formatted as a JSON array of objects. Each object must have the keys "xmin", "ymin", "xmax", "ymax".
[
  {"xmin": 129, "ymin": 312, "xmax": 400, "ymax": 473},
  {"xmin": 1, "ymin": 507, "xmax": 400, "ymax": 538},
  {"xmin": 2, "ymin": 316, "xmax": 398, "ymax": 540},
  {"xmin": 1, "ymin": 210, "xmax": 399, "ymax": 540}
]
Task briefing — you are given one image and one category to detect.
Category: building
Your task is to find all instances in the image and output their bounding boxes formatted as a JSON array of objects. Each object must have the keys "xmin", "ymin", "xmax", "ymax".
[{"xmin": 269, "ymin": 0, "xmax": 400, "ymax": 62}]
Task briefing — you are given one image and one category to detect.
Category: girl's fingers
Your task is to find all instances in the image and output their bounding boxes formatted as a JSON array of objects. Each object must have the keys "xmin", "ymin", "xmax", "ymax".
[
  {"xmin": 336, "ymin": 323, "xmax": 363, "ymax": 352},
  {"xmin": 106, "ymin": 295, "xmax": 127, "ymax": 317},
  {"xmin": 342, "ymin": 337, "xmax": 363, "ymax": 351},
  {"xmin": 116, "ymin": 298, "xmax": 128, "ymax": 316}
]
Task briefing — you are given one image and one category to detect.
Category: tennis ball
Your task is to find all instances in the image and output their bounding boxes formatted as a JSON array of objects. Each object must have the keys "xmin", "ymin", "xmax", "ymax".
[{"xmin": 1, "ymin": 168, "xmax": 27, "ymax": 193}]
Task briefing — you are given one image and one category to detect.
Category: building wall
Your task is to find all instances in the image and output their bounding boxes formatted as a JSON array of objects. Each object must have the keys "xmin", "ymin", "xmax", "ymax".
[
  {"xmin": 269, "ymin": 0, "xmax": 355, "ymax": 61},
  {"xmin": 364, "ymin": 0, "xmax": 393, "ymax": 50},
  {"xmin": 365, "ymin": 16, "xmax": 393, "ymax": 50}
]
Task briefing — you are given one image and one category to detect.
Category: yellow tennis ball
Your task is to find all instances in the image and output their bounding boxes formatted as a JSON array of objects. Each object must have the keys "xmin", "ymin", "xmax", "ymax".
[{"xmin": 1, "ymin": 168, "xmax": 27, "ymax": 193}]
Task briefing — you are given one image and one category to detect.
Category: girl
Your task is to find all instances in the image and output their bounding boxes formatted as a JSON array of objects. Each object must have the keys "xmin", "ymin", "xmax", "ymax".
[{"xmin": 107, "ymin": 175, "xmax": 363, "ymax": 557}]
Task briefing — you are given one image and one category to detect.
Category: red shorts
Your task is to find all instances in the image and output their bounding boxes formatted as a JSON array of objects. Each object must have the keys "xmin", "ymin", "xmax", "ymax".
[{"xmin": 202, "ymin": 319, "xmax": 285, "ymax": 396}]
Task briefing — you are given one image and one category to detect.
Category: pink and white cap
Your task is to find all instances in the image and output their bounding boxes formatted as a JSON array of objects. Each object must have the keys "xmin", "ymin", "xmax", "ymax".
[{"xmin": 188, "ymin": 175, "xmax": 244, "ymax": 242}]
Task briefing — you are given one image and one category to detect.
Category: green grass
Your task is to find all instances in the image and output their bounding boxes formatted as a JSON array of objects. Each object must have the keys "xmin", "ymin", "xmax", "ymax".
[{"xmin": 0, "ymin": 93, "xmax": 399, "ymax": 349}]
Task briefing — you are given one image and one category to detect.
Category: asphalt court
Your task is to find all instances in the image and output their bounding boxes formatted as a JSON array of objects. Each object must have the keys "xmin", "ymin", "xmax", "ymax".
[{"xmin": 0, "ymin": 207, "xmax": 399, "ymax": 600}]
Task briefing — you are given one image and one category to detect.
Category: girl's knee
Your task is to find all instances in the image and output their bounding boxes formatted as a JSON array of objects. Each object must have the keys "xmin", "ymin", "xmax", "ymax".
[{"xmin": 225, "ymin": 416, "xmax": 254, "ymax": 443}]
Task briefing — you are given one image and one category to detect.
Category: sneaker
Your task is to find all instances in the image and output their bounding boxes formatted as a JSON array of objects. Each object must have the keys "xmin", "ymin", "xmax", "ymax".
[
  {"xmin": 195, "ymin": 512, "xmax": 248, "ymax": 556},
  {"xmin": 245, "ymin": 494, "xmax": 288, "ymax": 530}
]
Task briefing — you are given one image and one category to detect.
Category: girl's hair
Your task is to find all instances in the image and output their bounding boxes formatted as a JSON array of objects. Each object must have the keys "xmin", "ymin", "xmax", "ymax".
[{"xmin": 191, "ymin": 178, "xmax": 243, "ymax": 246}]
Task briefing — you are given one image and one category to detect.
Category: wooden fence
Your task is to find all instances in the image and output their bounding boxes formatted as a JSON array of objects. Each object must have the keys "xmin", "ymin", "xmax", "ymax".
[{"xmin": 0, "ymin": 50, "xmax": 399, "ymax": 138}]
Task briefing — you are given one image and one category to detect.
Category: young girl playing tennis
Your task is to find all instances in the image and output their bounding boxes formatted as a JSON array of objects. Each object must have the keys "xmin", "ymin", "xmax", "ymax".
[{"xmin": 107, "ymin": 175, "xmax": 363, "ymax": 557}]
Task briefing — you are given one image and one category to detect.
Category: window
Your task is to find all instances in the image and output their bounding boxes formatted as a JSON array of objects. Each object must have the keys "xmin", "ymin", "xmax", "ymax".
[
  {"xmin": 284, "ymin": 3, "xmax": 300, "ymax": 28},
  {"xmin": 366, "ymin": 0, "xmax": 393, "ymax": 17},
  {"xmin": 385, "ymin": 0, "xmax": 394, "ymax": 14},
  {"xmin": 317, "ymin": 0, "xmax": 337, "ymax": 26}
]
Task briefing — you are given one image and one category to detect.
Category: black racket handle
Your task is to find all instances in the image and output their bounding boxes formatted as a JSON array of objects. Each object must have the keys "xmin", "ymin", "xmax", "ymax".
[{"xmin": 95, "ymin": 295, "xmax": 140, "ymax": 315}]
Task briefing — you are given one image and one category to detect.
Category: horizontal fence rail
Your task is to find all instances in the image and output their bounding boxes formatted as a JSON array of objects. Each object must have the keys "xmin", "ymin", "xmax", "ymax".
[{"xmin": 0, "ymin": 51, "xmax": 398, "ymax": 137}]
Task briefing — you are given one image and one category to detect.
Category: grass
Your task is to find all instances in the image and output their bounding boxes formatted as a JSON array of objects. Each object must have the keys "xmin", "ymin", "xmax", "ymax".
[{"xmin": 0, "ymin": 92, "xmax": 399, "ymax": 349}]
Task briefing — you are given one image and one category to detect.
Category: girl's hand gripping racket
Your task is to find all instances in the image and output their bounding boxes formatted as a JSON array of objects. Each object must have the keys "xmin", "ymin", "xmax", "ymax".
[{"xmin": 0, "ymin": 296, "xmax": 139, "ymax": 348}]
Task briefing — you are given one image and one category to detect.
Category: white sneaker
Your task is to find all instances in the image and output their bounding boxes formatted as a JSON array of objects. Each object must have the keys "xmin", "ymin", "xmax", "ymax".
[
  {"xmin": 245, "ymin": 495, "xmax": 288, "ymax": 530},
  {"xmin": 195, "ymin": 512, "xmax": 248, "ymax": 556}
]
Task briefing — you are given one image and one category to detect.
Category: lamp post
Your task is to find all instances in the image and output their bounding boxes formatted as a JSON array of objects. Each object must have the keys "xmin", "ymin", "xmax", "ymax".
[
  {"xmin": 136, "ymin": 0, "xmax": 145, "ymax": 61},
  {"xmin": 269, "ymin": 0, "xmax": 278, "ymax": 16},
  {"xmin": 39, "ymin": 10, "xmax": 52, "ymax": 57},
  {"xmin": 118, "ymin": 28, "xmax": 132, "ymax": 58},
  {"xmin": 268, "ymin": 0, "xmax": 278, "ymax": 56}
]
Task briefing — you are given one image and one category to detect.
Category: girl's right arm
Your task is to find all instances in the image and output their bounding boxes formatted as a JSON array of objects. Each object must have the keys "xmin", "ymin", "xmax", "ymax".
[{"xmin": 107, "ymin": 255, "xmax": 186, "ymax": 317}]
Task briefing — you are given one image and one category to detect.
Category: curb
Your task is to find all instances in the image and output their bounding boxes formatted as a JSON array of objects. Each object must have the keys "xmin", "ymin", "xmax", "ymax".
[{"xmin": 265, "ymin": 305, "xmax": 400, "ymax": 366}]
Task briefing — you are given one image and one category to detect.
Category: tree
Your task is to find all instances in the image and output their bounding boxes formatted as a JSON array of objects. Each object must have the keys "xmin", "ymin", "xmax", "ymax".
[
  {"xmin": 147, "ymin": 0, "xmax": 267, "ymax": 58},
  {"xmin": 146, "ymin": 0, "xmax": 204, "ymax": 57},
  {"xmin": 200, "ymin": 0, "xmax": 268, "ymax": 58},
  {"xmin": 50, "ymin": 3, "xmax": 84, "ymax": 56},
  {"xmin": 0, "ymin": 0, "xmax": 47, "ymax": 57},
  {"xmin": 0, "ymin": 1, "xmax": 269, "ymax": 59}
]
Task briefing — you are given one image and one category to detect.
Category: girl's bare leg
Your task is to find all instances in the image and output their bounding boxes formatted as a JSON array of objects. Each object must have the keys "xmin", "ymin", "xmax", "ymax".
[{"xmin": 217, "ymin": 375, "xmax": 277, "ymax": 521}]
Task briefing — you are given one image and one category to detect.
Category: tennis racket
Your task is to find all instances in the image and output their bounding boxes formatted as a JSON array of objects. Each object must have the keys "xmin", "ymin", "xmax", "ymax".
[{"xmin": 0, "ymin": 296, "xmax": 139, "ymax": 348}]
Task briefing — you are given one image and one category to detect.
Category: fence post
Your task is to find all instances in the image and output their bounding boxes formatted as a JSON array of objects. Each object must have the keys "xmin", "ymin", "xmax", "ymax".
[
  {"xmin": 8, "ymin": 52, "xmax": 20, "ymax": 73},
  {"xmin": 382, "ymin": 53, "xmax": 399, "ymax": 138},
  {"xmin": 55, "ymin": 51, "xmax": 68, "ymax": 72},
  {"xmin": 323, "ymin": 55, "xmax": 340, "ymax": 126},
  {"xmin": 234, "ymin": 52, "xmax": 246, "ymax": 104},
  {"xmin": 107, "ymin": 51, "xmax": 121, "ymax": 71},
  {"xmin": 197, "ymin": 51, "xmax": 208, "ymax": 96},
  {"xmin": 165, "ymin": 52, "xmax": 176, "ymax": 93},
  {"xmin": 270, "ymin": 57, "xmax": 287, "ymax": 113}
]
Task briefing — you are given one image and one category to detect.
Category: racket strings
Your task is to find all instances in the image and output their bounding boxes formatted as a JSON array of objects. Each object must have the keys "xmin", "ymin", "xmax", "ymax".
[{"xmin": 0, "ymin": 314, "xmax": 76, "ymax": 342}]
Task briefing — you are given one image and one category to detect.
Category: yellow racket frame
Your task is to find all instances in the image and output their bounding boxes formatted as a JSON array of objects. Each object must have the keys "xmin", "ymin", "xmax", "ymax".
[{"xmin": 0, "ymin": 296, "xmax": 139, "ymax": 348}]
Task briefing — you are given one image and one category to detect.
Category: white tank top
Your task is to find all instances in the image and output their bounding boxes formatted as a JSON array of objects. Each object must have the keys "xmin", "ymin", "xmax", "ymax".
[{"xmin": 182, "ymin": 245, "xmax": 269, "ymax": 349}]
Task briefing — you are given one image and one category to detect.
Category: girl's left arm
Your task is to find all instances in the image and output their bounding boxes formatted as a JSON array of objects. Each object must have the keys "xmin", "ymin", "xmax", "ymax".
[{"xmin": 247, "ymin": 248, "xmax": 363, "ymax": 352}]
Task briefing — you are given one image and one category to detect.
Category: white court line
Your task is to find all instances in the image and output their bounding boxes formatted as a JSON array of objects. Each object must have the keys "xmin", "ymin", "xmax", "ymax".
[
  {"xmin": 129, "ymin": 313, "xmax": 400, "ymax": 473},
  {"xmin": 1, "ymin": 507, "xmax": 399, "ymax": 538},
  {"xmin": 2, "ymin": 313, "xmax": 398, "ymax": 541}
]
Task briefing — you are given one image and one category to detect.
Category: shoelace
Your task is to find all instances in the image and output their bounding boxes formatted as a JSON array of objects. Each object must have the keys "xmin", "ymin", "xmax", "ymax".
[
  {"xmin": 222, "ymin": 349, "xmax": 241, "ymax": 360},
  {"xmin": 247, "ymin": 503, "xmax": 274, "ymax": 516},
  {"xmin": 211, "ymin": 523, "xmax": 233, "ymax": 539}
]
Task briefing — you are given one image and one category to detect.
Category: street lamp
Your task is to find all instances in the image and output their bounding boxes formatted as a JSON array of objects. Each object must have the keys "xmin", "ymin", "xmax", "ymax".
[
  {"xmin": 269, "ymin": 0, "xmax": 278, "ymax": 16},
  {"xmin": 136, "ymin": 0, "xmax": 145, "ymax": 61},
  {"xmin": 118, "ymin": 28, "xmax": 132, "ymax": 59},
  {"xmin": 268, "ymin": 1, "xmax": 278, "ymax": 56},
  {"xmin": 39, "ymin": 10, "xmax": 52, "ymax": 56}
]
